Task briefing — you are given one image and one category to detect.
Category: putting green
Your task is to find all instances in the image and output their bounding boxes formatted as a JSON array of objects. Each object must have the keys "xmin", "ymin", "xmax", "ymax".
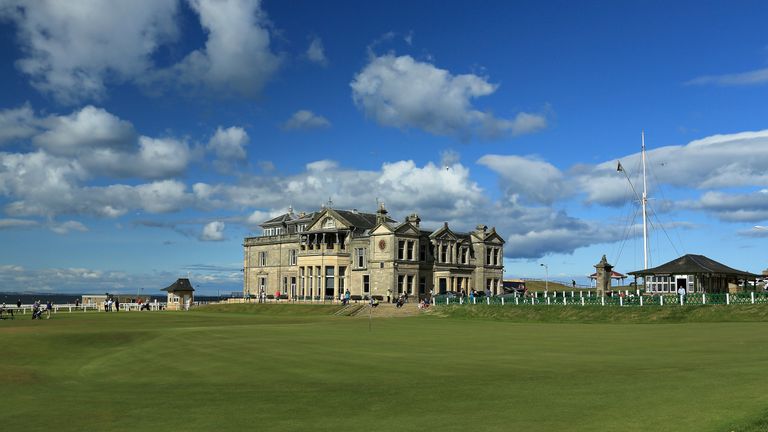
[{"xmin": 2, "ymin": 306, "xmax": 768, "ymax": 431}]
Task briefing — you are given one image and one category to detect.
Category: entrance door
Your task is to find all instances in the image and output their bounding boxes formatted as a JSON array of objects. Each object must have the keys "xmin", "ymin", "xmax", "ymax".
[{"xmin": 439, "ymin": 278, "xmax": 447, "ymax": 294}]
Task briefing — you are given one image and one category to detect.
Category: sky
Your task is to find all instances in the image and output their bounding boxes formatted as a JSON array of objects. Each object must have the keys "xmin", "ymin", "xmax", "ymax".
[{"xmin": 1, "ymin": 0, "xmax": 768, "ymax": 296}]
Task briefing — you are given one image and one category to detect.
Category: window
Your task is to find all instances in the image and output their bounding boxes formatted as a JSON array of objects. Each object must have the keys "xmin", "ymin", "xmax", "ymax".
[
  {"xmin": 441, "ymin": 245, "xmax": 448, "ymax": 263},
  {"xmin": 408, "ymin": 275, "xmax": 415, "ymax": 294},
  {"xmin": 325, "ymin": 266, "xmax": 334, "ymax": 294},
  {"xmin": 355, "ymin": 248, "xmax": 367, "ymax": 269},
  {"xmin": 339, "ymin": 266, "xmax": 346, "ymax": 291},
  {"xmin": 398, "ymin": 240, "xmax": 405, "ymax": 260},
  {"xmin": 420, "ymin": 245, "xmax": 426, "ymax": 262},
  {"xmin": 397, "ymin": 275, "xmax": 405, "ymax": 294},
  {"xmin": 258, "ymin": 251, "xmax": 267, "ymax": 267},
  {"xmin": 296, "ymin": 224, "xmax": 307, "ymax": 233},
  {"xmin": 363, "ymin": 275, "xmax": 370, "ymax": 294},
  {"xmin": 486, "ymin": 249, "xmax": 492, "ymax": 266},
  {"xmin": 419, "ymin": 277, "xmax": 426, "ymax": 294},
  {"xmin": 289, "ymin": 249, "xmax": 297, "ymax": 266},
  {"xmin": 406, "ymin": 241, "xmax": 414, "ymax": 260}
]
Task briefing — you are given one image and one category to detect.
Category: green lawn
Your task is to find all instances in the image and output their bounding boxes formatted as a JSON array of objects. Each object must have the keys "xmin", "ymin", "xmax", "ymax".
[{"xmin": 3, "ymin": 305, "xmax": 768, "ymax": 431}]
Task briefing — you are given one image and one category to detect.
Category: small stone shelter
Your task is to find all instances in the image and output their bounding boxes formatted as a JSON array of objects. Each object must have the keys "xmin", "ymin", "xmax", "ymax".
[{"xmin": 162, "ymin": 278, "xmax": 195, "ymax": 310}]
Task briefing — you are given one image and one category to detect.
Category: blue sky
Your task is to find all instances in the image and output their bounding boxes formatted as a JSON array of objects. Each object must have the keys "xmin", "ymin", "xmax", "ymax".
[{"xmin": 1, "ymin": 0, "xmax": 767, "ymax": 295}]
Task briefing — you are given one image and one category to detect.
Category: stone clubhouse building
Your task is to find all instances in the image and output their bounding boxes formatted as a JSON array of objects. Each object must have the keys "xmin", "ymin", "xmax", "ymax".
[{"xmin": 243, "ymin": 203, "xmax": 505, "ymax": 301}]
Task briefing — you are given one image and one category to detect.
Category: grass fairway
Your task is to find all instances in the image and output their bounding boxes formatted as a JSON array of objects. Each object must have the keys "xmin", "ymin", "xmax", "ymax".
[{"xmin": 3, "ymin": 305, "xmax": 768, "ymax": 431}]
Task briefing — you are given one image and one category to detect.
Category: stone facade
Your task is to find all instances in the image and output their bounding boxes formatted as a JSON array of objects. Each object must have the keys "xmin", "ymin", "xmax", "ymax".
[{"xmin": 243, "ymin": 204, "xmax": 505, "ymax": 301}]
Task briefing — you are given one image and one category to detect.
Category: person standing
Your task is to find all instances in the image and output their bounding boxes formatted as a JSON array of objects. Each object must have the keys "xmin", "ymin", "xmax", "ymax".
[
  {"xmin": 16, "ymin": 299, "xmax": 21, "ymax": 309},
  {"xmin": 344, "ymin": 289, "xmax": 351, "ymax": 305},
  {"xmin": 677, "ymin": 286, "xmax": 686, "ymax": 303},
  {"xmin": 115, "ymin": 298, "xmax": 120, "ymax": 312}
]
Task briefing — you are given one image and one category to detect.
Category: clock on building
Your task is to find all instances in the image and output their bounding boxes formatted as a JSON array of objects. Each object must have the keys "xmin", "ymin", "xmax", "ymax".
[{"xmin": 378, "ymin": 239, "xmax": 386, "ymax": 250}]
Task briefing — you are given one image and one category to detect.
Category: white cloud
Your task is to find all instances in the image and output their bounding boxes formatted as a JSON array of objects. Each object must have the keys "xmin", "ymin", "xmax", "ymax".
[
  {"xmin": 0, "ymin": 218, "xmax": 38, "ymax": 229},
  {"xmin": 478, "ymin": 154, "xmax": 567, "ymax": 205},
  {"xmin": 0, "ymin": 104, "xmax": 39, "ymax": 144},
  {"xmin": 350, "ymin": 54, "xmax": 546, "ymax": 139},
  {"xmin": 1, "ymin": 0, "xmax": 179, "ymax": 104},
  {"xmin": 149, "ymin": 0, "xmax": 281, "ymax": 98},
  {"xmin": 207, "ymin": 126, "xmax": 248, "ymax": 161},
  {"xmin": 1, "ymin": 104, "xmax": 190, "ymax": 180},
  {"xmin": 575, "ymin": 130, "xmax": 768, "ymax": 206},
  {"xmin": 135, "ymin": 180, "xmax": 190, "ymax": 213},
  {"xmin": 306, "ymin": 160, "xmax": 338, "ymax": 172},
  {"xmin": 201, "ymin": 220, "xmax": 225, "ymax": 241},
  {"xmin": 282, "ymin": 110, "xmax": 331, "ymax": 130},
  {"xmin": 686, "ymin": 67, "xmax": 768, "ymax": 86},
  {"xmin": 49, "ymin": 220, "xmax": 88, "ymax": 235},
  {"xmin": 0, "ymin": 150, "xmax": 86, "ymax": 217},
  {"xmin": 306, "ymin": 36, "xmax": 327, "ymax": 65},
  {"xmin": 33, "ymin": 105, "xmax": 136, "ymax": 156},
  {"xmin": 687, "ymin": 190, "xmax": 768, "ymax": 222},
  {"xmin": 2, "ymin": 0, "xmax": 281, "ymax": 102}
]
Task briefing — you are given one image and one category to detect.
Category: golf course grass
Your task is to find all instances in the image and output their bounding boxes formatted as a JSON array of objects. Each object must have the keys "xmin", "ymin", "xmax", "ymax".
[{"xmin": 3, "ymin": 304, "xmax": 768, "ymax": 431}]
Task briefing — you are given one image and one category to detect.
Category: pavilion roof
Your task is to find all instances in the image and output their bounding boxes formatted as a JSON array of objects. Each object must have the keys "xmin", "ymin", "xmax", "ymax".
[{"xmin": 628, "ymin": 254, "xmax": 759, "ymax": 278}]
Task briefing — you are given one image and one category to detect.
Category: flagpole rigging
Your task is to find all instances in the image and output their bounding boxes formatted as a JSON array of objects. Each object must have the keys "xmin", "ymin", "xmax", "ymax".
[
  {"xmin": 616, "ymin": 131, "xmax": 651, "ymax": 271},
  {"xmin": 641, "ymin": 131, "xmax": 649, "ymax": 270}
]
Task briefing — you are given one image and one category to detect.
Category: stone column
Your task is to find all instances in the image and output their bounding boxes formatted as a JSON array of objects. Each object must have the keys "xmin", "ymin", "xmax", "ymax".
[
  {"xmin": 594, "ymin": 255, "xmax": 613, "ymax": 297},
  {"xmin": 333, "ymin": 265, "xmax": 340, "ymax": 300}
]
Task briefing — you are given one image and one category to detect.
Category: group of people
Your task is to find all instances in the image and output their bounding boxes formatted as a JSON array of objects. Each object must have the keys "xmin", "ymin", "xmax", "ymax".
[
  {"xmin": 31, "ymin": 300, "xmax": 53, "ymax": 319},
  {"xmin": 103, "ymin": 298, "xmax": 120, "ymax": 312}
]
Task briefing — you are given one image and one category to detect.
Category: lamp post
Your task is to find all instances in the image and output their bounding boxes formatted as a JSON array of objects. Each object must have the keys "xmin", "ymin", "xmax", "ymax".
[{"xmin": 540, "ymin": 263, "xmax": 548, "ymax": 293}]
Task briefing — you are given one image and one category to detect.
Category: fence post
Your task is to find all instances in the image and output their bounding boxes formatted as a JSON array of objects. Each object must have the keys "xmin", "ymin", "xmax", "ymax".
[
  {"xmin": 601, "ymin": 296, "xmax": 605, "ymax": 306},
  {"xmin": 515, "ymin": 296, "xmax": 519, "ymax": 305},
  {"xmin": 501, "ymin": 297, "xmax": 505, "ymax": 306},
  {"xmin": 702, "ymin": 293, "xmax": 706, "ymax": 305},
  {"xmin": 460, "ymin": 297, "xmax": 463, "ymax": 305},
  {"xmin": 751, "ymin": 292, "xmax": 755, "ymax": 304},
  {"xmin": 726, "ymin": 293, "xmax": 730, "ymax": 305},
  {"xmin": 620, "ymin": 296, "xmax": 623, "ymax": 307},
  {"xmin": 581, "ymin": 297, "xmax": 585, "ymax": 306},
  {"xmin": 486, "ymin": 297, "xmax": 490, "ymax": 305},
  {"xmin": 639, "ymin": 295, "xmax": 643, "ymax": 307},
  {"xmin": 679, "ymin": 295, "xmax": 684, "ymax": 306},
  {"xmin": 660, "ymin": 295, "xmax": 664, "ymax": 306},
  {"xmin": 473, "ymin": 298, "xmax": 476, "ymax": 305},
  {"xmin": 563, "ymin": 296, "xmax": 567, "ymax": 305},
  {"xmin": 446, "ymin": 298, "xmax": 449, "ymax": 305}
]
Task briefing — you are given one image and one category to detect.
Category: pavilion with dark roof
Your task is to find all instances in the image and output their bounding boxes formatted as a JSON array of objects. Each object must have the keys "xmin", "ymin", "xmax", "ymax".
[
  {"xmin": 628, "ymin": 254, "xmax": 760, "ymax": 293},
  {"xmin": 162, "ymin": 278, "xmax": 195, "ymax": 310}
]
